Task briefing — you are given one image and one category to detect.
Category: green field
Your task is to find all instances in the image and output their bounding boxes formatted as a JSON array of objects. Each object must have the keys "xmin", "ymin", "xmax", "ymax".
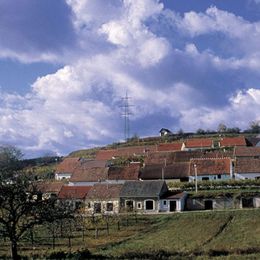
[{"xmin": 1, "ymin": 209, "xmax": 260, "ymax": 259}]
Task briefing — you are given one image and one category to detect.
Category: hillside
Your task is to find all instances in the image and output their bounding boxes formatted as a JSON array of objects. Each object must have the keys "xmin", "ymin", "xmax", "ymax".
[
  {"xmin": 97, "ymin": 209, "xmax": 260, "ymax": 259},
  {"xmin": 67, "ymin": 132, "xmax": 258, "ymax": 159}
]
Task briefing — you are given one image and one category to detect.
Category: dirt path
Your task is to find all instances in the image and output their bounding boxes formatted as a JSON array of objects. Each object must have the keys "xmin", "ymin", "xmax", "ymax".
[{"xmin": 202, "ymin": 214, "xmax": 234, "ymax": 247}]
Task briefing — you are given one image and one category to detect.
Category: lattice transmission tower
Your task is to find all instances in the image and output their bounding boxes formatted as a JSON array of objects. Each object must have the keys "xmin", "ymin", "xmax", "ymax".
[{"xmin": 121, "ymin": 92, "xmax": 133, "ymax": 142}]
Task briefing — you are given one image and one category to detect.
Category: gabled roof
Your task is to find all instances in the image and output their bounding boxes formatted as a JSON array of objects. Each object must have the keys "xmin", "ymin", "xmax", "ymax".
[
  {"xmin": 184, "ymin": 138, "xmax": 213, "ymax": 148},
  {"xmin": 140, "ymin": 163, "xmax": 190, "ymax": 180},
  {"xmin": 95, "ymin": 149, "xmax": 117, "ymax": 161},
  {"xmin": 120, "ymin": 180, "xmax": 166, "ymax": 197},
  {"xmin": 144, "ymin": 152, "xmax": 176, "ymax": 165},
  {"xmin": 58, "ymin": 186, "xmax": 91, "ymax": 199},
  {"xmin": 234, "ymin": 147, "xmax": 260, "ymax": 157},
  {"xmin": 56, "ymin": 157, "xmax": 81, "ymax": 173},
  {"xmin": 219, "ymin": 136, "xmax": 246, "ymax": 147},
  {"xmin": 157, "ymin": 142, "xmax": 182, "ymax": 152},
  {"xmin": 161, "ymin": 191, "xmax": 186, "ymax": 199},
  {"xmin": 159, "ymin": 128, "xmax": 172, "ymax": 134},
  {"xmin": 190, "ymin": 158, "xmax": 231, "ymax": 176},
  {"xmin": 108, "ymin": 163, "xmax": 140, "ymax": 180},
  {"xmin": 70, "ymin": 167, "xmax": 108, "ymax": 182},
  {"xmin": 174, "ymin": 150, "xmax": 233, "ymax": 162},
  {"xmin": 245, "ymin": 137, "xmax": 260, "ymax": 146},
  {"xmin": 95, "ymin": 146, "xmax": 157, "ymax": 161},
  {"xmin": 86, "ymin": 184, "xmax": 123, "ymax": 200},
  {"xmin": 36, "ymin": 182, "xmax": 64, "ymax": 194},
  {"xmin": 235, "ymin": 158, "xmax": 260, "ymax": 173},
  {"xmin": 79, "ymin": 159, "xmax": 107, "ymax": 168},
  {"xmin": 116, "ymin": 145, "xmax": 157, "ymax": 157}
]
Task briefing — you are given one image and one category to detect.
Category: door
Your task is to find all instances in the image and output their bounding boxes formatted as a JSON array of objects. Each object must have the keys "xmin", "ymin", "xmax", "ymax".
[
  {"xmin": 204, "ymin": 200, "xmax": 213, "ymax": 210},
  {"xmin": 170, "ymin": 201, "xmax": 177, "ymax": 212},
  {"xmin": 126, "ymin": 200, "xmax": 134, "ymax": 212},
  {"xmin": 242, "ymin": 198, "xmax": 254, "ymax": 208}
]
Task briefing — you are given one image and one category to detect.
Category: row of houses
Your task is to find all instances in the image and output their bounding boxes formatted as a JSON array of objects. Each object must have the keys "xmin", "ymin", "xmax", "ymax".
[
  {"xmin": 95, "ymin": 136, "xmax": 248, "ymax": 161},
  {"xmin": 37, "ymin": 180, "xmax": 260, "ymax": 214},
  {"xmin": 55, "ymin": 147, "xmax": 260, "ymax": 185}
]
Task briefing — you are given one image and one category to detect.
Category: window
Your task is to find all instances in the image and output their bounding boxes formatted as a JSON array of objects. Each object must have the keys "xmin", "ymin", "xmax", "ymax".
[
  {"xmin": 75, "ymin": 201, "xmax": 83, "ymax": 210},
  {"xmin": 106, "ymin": 203, "xmax": 113, "ymax": 212},
  {"xmin": 218, "ymin": 174, "xmax": 221, "ymax": 179},
  {"xmin": 94, "ymin": 202, "xmax": 101, "ymax": 213},
  {"xmin": 163, "ymin": 200, "xmax": 167, "ymax": 206},
  {"xmin": 202, "ymin": 177, "xmax": 209, "ymax": 181},
  {"xmin": 145, "ymin": 200, "xmax": 154, "ymax": 210},
  {"xmin": 137, "ymin": 202, "xmax": 142, "ymax": 209}
]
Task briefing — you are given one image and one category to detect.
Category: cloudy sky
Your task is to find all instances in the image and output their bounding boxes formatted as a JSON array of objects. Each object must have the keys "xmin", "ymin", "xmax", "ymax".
[{"xmin": 0, "ymin": 0, "xmax": 260, "ymax": 157}]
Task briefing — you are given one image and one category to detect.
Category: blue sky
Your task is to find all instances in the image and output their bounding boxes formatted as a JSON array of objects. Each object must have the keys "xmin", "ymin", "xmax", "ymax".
[{"xmin": 0, "ymin": 0, "xmax": 260, "ymax": 158}]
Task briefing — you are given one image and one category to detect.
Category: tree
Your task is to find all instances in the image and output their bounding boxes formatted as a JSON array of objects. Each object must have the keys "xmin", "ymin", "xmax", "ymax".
[
  {"xmin": 0, "ymin": 145, "xmax": 23, "ymax": 179},
  {"xmin": 248, "ymin": 120, "xmax": 260, "ymax": 133},
  {"xmin": 0, "ymin": 174, "xmax": 73, "ymax": 259},
  {"xmin": 217, "ymin": 123, "xmax": 227, "ymax": 133},
  {"xmin": 196, "ymin": 128, "xmax": 205, "ymax": 135}
]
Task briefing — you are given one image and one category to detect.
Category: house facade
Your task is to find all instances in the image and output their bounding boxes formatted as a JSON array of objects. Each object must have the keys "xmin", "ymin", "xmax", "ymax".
[
  {"xmin": 234, "ymin": 158, "xmax": 260, "ymax": 180},
  {"xmin": 58, "ymin": 185, "xmax": 92, "ymax": 210},
  {"xmin": 119, "ymin": 180, "xmax": 168, "ymax": 213},
  {"xmin": 186, "ymin": 195, "xmax": 238, "ymax": 211},
  {"xmin": 55, "ymin": 157, "xmax": 81, "ymax": 180},
  {"xmin": 186, "ymin": 193, "xmax": 260, "ymax": 210},
  {"xmin": 85, "ymin": 184, "xmax": 123, "ymax": 214},
  {"xmin": 140, "ymin": 162, "xmax": 190, "ymax": 182},
  {"xmin": 189, "ymin": 158, "xmax": 232, "ymax": 181},
  {"xmin": 160, "ymin": 191, "xmax": 187, "ymax": 212}
]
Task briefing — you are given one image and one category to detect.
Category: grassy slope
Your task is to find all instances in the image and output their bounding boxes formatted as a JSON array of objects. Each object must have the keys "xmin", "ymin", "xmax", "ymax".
[{"xmin": 98, "ymin": 209, "xmax": 260, "ymax": 259}]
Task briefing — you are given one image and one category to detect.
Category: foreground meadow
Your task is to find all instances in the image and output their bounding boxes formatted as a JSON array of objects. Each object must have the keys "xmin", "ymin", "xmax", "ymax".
[{"xmin": 0, "ymin": 209, "xmax": 259, "ymax": 259}]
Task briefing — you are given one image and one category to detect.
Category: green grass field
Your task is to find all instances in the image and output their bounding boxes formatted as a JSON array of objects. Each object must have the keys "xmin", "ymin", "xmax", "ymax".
[
  {"xmin": 98, "ymin": 209, "xmax": 260, "ymax": 259},
  {"xmin": 1, "ymin": 209, "xmax": 260, "ymax": 259}
]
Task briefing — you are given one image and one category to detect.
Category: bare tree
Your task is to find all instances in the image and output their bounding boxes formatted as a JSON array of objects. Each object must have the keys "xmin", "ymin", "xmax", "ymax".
[{"xmin": 0, "ymin": 174, "xmax": 74, "ymax": 259}]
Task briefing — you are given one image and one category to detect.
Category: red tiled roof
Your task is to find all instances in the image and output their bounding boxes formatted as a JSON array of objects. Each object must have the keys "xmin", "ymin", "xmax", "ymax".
[
  {"xmin": 86, "ymin": 184, "xmax": 123, "ymax": 200},
  {"xmin": 190, "ymin": 158, "xmax": 231, "ymax": 176},
  {"xmin": 108, "ymin": 163, "xmax": 140, "ymax": 180},
  {"xmin": 95, "ymin": 149, "xmax": 117, "ymax": 161},
  {"xmin": 219, "ymin": 136, "xmax": 246, "ymax": 147},
  {"xmin": 116, "ymin": 145, "xmax": 157, "ymax": 156},
  {"xmin": 95, "ymin": 146, "xmax": 157, "ymax": 161},
  {"xmin": 144, "ymin": 152, "xmax": 176, "ymax": 165},
  {"xmin": 234, "ymin": 147, "xmax": 260, "ymax": 157},
  {"xmin": 235, "ymin": 158, "xmax": 260, "ymax": 173},
  {"xmin": 140, "ymin": 162, "xmax": 190, "ymax": 180},
  {"xmin": 184, "ymin": 138, "xmax": 213, "ymax": 148},
  {"xmin": 157, "ymin": 142, "xmax": 182, "ymax": 152},
  {"xmin": 56, "ymin": 157, "xmax": 81, "ymax": 173},
  {"xmin": 173, "ymin": 150, "xmax": 233, "ymax": 162},
  {"xmin": 58, "ymin": 186, "xmax": 91, "ymax": 199},
  {"xmin": 70, "ymin": 166, "xmax": 108, "ymax": 182},
  {"xmin": 36, "ymin": 182, "xmax": 64, "ymax": 194}
]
